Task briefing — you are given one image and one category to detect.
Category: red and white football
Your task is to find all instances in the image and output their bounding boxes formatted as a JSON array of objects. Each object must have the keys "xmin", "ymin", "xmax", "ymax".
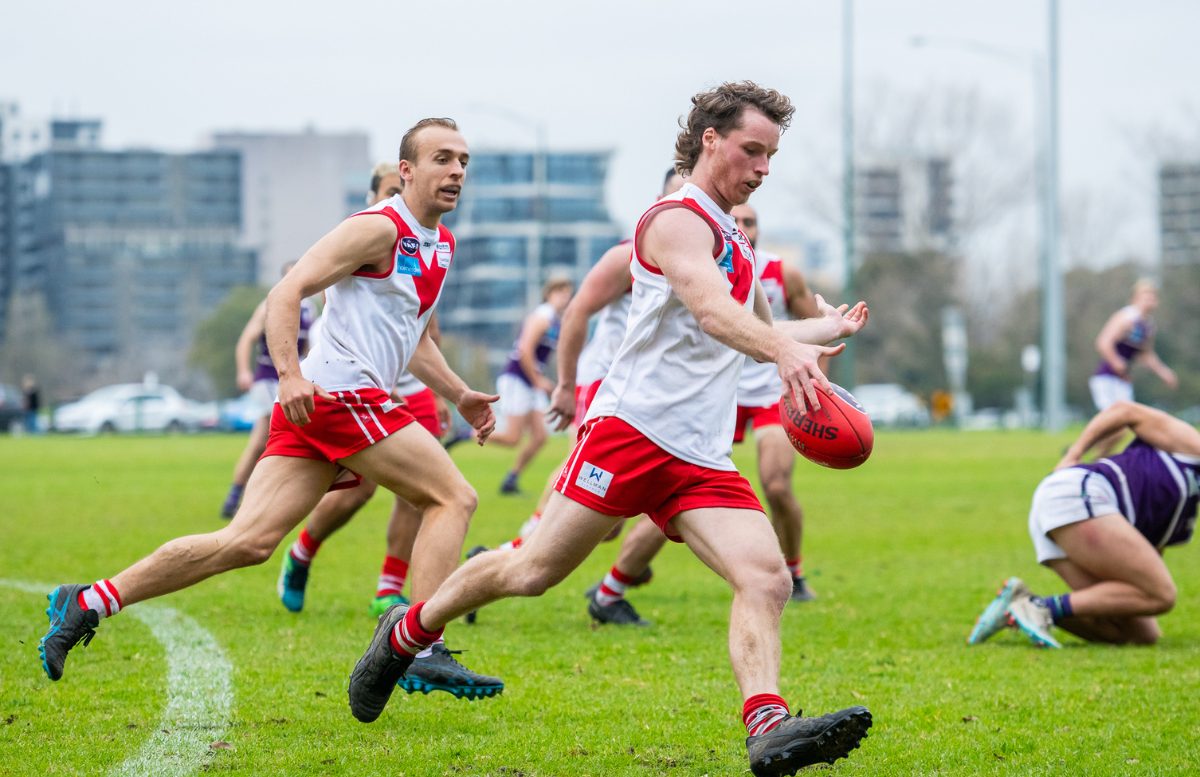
[{"xmin": 779, "ymin": 383, "xmax": 873, "ymax": 469}]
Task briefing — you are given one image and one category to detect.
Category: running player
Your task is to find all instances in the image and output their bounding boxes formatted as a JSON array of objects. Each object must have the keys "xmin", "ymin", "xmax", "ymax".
[
  {"xmin": 968, "ymin": 400, "xmax": 1199, "ymax": 648},
  {"xmin": 273, "ymin": 162, "xmax": 497, "ymax": 699},
  {"xmin": 1088, "ymin": 279, "xmax": 1177, "ymax": 457},
  {"xmin": 221, "ymin": 263, "xmax": 318, "ymax": 518},
  {"xmin": 488, "ymin": 277, "xmax": 574, "ymax": 495},
  {"xmin": 39, "ymin": 119, "xmax": 502, "ymax": 696},
  {"xmin": 349, "ymin": 82, "xmax": 873, "ymax": 775}
]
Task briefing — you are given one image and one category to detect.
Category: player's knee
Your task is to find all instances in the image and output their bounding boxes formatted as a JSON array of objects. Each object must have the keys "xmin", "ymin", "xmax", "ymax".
[
  {"xmin": 737, "ymin": 561, "xmax": 791, "ymax": 610},
  {"xmin": 1146, "ymin": 579, "xmax": 1177, "ymax": 615},
  {"xmin": 225, "ymin": 531, "xmax": 279, "ymax": 567},
  {"xmin": 509, "ymin": 560, "xmax": 562, "ymax": 597},
  {"xmin": 760, "ymin": 472, "xmax": 792, "ymax": 504}
]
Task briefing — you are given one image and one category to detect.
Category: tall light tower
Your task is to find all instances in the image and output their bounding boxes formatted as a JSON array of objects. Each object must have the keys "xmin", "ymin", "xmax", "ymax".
[
  {"xmin": 1042, "ymin": 0, "xmax": 1066, "ymax": 431},
  {"xmin": 841, "ymin": 0, "xmax": 857, "ymax": 390}
]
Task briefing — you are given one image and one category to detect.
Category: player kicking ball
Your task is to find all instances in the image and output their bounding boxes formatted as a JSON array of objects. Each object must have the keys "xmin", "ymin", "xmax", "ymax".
[
  {"xmin": 348, "ymin": 82, "xmax": 873, "ymax": 776},
  {"xmin": 968, "ymin": 400, "xmax": 1199, "ymax": 648}
]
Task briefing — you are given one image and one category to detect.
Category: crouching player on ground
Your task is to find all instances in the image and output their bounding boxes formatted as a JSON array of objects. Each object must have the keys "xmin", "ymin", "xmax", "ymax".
[{"xmin": 968, "ymin": 400, "xmax": 1200, "ymax": 648}]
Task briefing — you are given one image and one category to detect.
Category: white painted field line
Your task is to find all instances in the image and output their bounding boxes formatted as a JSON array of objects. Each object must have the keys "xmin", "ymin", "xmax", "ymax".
[{"xmin": 1, "ymin": 579, "xmax": 234, "ymax": 777}]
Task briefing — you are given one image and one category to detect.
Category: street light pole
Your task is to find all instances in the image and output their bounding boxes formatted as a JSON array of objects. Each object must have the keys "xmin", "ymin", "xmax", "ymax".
[
  {"xmin": 841, "ymin": 0, "xmax": 857, "ymax": 390},
  {"xmin": 1041, "ymin": 0, "xmax": 1066, "ymax": 431},
  {"xmin": 910, "ymin": 9, "xmax": 1066, "ymax": 432}
]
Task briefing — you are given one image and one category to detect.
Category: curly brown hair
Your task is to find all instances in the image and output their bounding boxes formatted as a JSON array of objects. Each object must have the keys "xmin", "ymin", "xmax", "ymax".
[
  {"xmin": 398, "ymin": 118, "xmax": 459, "ymax": 165},
  {"xmin": 674, "ymin": 82, "xmax": 795, "ymax": 175}
]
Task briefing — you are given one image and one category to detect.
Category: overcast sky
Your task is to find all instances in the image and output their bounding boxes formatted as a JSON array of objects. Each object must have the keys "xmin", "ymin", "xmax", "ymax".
[{"xmin": 5, "ymin": 1, "xmax": 1197, "ymax": 277}]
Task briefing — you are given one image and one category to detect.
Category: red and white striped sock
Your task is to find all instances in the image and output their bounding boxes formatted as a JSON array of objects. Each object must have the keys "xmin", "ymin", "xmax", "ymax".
[
  {"xmin": 594, "ymin": 566, "xmax": 638, "ymax": 606},
  {"xmin": 518, "ymin": 512, "xmax": 542, "ymax": 538},
  {"xmin": 77, "ymin": 579, "xmax": 123, "ymax": 619},
  {"xmin": 743, "ymin": 693, "xmax": 790, "ymax": 737},
  {"xmin": 389, "ymin": 601, "xmax": 444, "ymax": 657},
  {"xmin": 375, "ymin": 556, "xmax": 409, "ymax": 598},
  {"xmin": 786, "ymin": 557, "xmax": 803, "ymax": 578},
  {"xmin": 288, "ymin": 528, "xmax": 321, "ymax": 566},
  {"xmin": 498, "ymin": 536, "xmax": 524, "ymax": 551}
]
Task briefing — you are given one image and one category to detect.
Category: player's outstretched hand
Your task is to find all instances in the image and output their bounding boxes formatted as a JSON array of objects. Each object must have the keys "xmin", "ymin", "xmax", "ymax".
[
  {"xmin": 458, "ymin": 390, "xmax": 499, "ymax": 444},
  {"xmin": 278, "ymin": 374, "xmax": 334, "ymax": 426},
  {"xmin": 547, "ymin": 383, "xmax": 576, "ymax": 432},
  {"xmin": 815, "ymin": 294, "xmax": 870, "ymax": 341}
]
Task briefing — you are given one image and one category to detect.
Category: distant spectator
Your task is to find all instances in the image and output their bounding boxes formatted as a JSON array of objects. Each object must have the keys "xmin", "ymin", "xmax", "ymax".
[
  {"xmin": 1088, "ymin": 279, "xmax": 1177, "ymax": 456},
  {"xmin": 21, "ymin": 374, "xmax": 40, "ymax": 434}
]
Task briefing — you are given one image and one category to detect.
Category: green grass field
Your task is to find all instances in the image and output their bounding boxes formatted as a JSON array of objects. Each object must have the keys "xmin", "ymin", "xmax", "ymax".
[{"xmin": 2, "ymin": 430, "xmax": 1198, "ymax": 776}]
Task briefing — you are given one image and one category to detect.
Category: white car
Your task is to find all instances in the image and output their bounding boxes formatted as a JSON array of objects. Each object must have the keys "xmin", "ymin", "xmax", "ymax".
[
  {"xmin": 851, "ymin": 383, "xmax": 931, "ymax": 428},
  {"xmin": 53, "ymin": 383, "xmax": 215, "ymax": 434}
]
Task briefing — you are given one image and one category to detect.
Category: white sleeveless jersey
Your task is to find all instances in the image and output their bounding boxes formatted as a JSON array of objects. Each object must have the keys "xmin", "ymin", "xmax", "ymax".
[
  {"xmin": 585, "ymin": 183, "xmax": 757, "ymax": 471},
  {"xmin": 577, "ymin": 245, "xmax": 634, "ymax": 386},
  {"xmin": 392, "ymin": 369, "xmax": 427, "ymax": 397},
  {"xmin": 737, "ymin": 252, "xmax": 790, "ymax": 407},
  {"xmin": 302, "ymin": 194, "xmax": 454, "ymax": 393}
]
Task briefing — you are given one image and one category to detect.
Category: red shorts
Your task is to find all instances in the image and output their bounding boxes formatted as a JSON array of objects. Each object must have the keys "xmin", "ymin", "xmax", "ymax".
[
  {"xmin": 262, "ymin": 388, "xmax": 417, "ymax": 490},
  {"xmin": 556, "ymin": 416, "xmax": 763, "ymax": 542},
  {"xmin": 733, "ymin": 402, "xmax": 781, "ymax": 444},
  {"xmin": 574, "ymin": 380, "xmax": 603, "ymax": 424},
  {"xmin": 402, "ymin": 387, "xmax": 442, "ymax": 437}
]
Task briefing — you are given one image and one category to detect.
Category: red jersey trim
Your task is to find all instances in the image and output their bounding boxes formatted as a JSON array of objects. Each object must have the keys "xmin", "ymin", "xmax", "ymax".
[
  {"xmin": 633, "ymin": 200, "xmax": 724, "ymax": 276},
  {"xmin": 349, "ymin": 209, "xmax": 402, "ymax": 279}
]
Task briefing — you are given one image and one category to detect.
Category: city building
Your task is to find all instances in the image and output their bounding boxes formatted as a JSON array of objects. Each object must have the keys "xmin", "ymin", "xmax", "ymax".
[
  {"xmin": 211, "ymin": 128, "xmax": 370, "ymax": 283},
  {"xmin": 1159, "ymin": 161, "xmax": 1200, "ymax": 266},
  {"xmin": 0, "ymin": 119, "xmax": 255, "ymax": 379},
  {"xmin": 856, "ymin": 156, "xmax": 956, "ymax": 256},
  {"xmin": 438, "ymin": 148, "xmax": 623, "ymax": 371}
]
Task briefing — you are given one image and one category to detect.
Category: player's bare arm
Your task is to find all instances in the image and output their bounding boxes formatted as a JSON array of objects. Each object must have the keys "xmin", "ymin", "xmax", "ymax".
[
  {"xmin": 548, "ymin": 244, "xmax": 633, "ymax": 429},
  {"xmin": 266, "ymin": 215, "xmax": 397, "ymax": 425},
  {"xmin": 1095, "ymin": 310, "xmax": 1134, "ymax": 376},
  {"xmin": 516, "ymin": 314, "xmax": 554, "ymax": 394},
  {"xmin": 775, "ymin": 294, "xmax": 868, "ymax": 346},
  {"xmin": 1139, "ymin": 331, "xmax": 1178, "ymax": 389},
  {"xmin": 1057, "ymin": 401, "xmax": 1200, "ymax": 470},
  {"xmin": 644, "ymin": 207, "xmax": 839, "ymax": 410},
  {"xmin": 407, "ymin": 328, "xmax": 499, "ymax": 444},
  {"xmin": 235, "ymin": 300, "xmax": 268, "ymax": 392},
  {"xmin": 783, "ymin": 263, "xmax": 819, "ymax": 319}
]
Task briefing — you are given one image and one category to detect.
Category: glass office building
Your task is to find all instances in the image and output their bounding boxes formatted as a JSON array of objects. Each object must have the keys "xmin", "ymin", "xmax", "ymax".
[
  {"xmin": 440, "ymin": 149, "xmax": 623, "ymax": 371},
  {"xmin": 0, "ymin": 140, "xmax": 256, "ymax": 375}
]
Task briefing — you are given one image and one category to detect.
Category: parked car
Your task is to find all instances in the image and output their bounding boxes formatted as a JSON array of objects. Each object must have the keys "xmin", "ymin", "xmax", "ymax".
[
  {"xmin": 0, "ymin": 383, "xmax": 26, "ymax": 432},
  {"xmin": 217, "ymin": 392, "xmax": 263, "ymax": 432},
  {"xmin": 851, "ymin": 383, "xmax": 931, "ymax": 427},
  {"xmin": 53, "ymin": 383, "xmax": 216, "ymax": 434}
]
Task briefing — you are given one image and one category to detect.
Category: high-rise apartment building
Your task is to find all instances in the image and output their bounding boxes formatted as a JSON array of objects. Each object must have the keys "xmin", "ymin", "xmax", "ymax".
[
  {"xmin": 856, "ymin": 156, "xmax": 955, "ymax": 256},
  {"xmin": 0, "ymin": 121, "xmax": 255, "ymax": 377},
  {"xmin": 1159, "ymin": 162, "xmax": 1200, "ymax": 266}
]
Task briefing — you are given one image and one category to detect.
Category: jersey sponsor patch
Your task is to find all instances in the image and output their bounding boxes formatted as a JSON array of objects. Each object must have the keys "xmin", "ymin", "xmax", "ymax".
[
  {"xmin": 575, "ymin": 461, "xmax": 614, "ymax": 498},
  {"xmin": 436, "ymin": 249, "xmax": 452, "ymax": 268},
  {"xmin": 395, "ymin": 248, "xmax": 422, "ymax": 276},
  {"xmin": 400, "ymin": 236, "xmax": 420, "ymax": 256}
]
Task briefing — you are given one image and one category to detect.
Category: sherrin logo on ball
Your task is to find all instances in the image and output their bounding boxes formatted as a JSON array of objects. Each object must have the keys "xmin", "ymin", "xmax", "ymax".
[{"xmin": 779, "ymin": 383, "xmax": 874, "ymax": 469}]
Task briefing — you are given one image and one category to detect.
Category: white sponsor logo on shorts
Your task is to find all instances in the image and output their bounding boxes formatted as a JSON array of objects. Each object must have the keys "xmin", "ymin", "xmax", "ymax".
[
  {"xmin": 380, "ymin": 400, "xmax": 399, "ymax": 413},
  {"xmin": 575, "ymin": 461, "xmax": 614, "ymax": 498}
]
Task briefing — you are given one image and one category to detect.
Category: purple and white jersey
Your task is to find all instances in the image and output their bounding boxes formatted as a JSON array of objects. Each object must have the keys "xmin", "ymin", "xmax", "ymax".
[
  {"xmin": 1094, "ymin": 306, "xmax": 1154, "ymax": 379},
  {"xmin": 500, "ymin": 302, "xmax": 561, "ymax": 387},
  {"xmin": 254, "ymin": 298, "xmax": 318, "ymax": 382},
  {"xmin": 1077, "ymin": 438, "xmax": 1200, "ymax": 548}
]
